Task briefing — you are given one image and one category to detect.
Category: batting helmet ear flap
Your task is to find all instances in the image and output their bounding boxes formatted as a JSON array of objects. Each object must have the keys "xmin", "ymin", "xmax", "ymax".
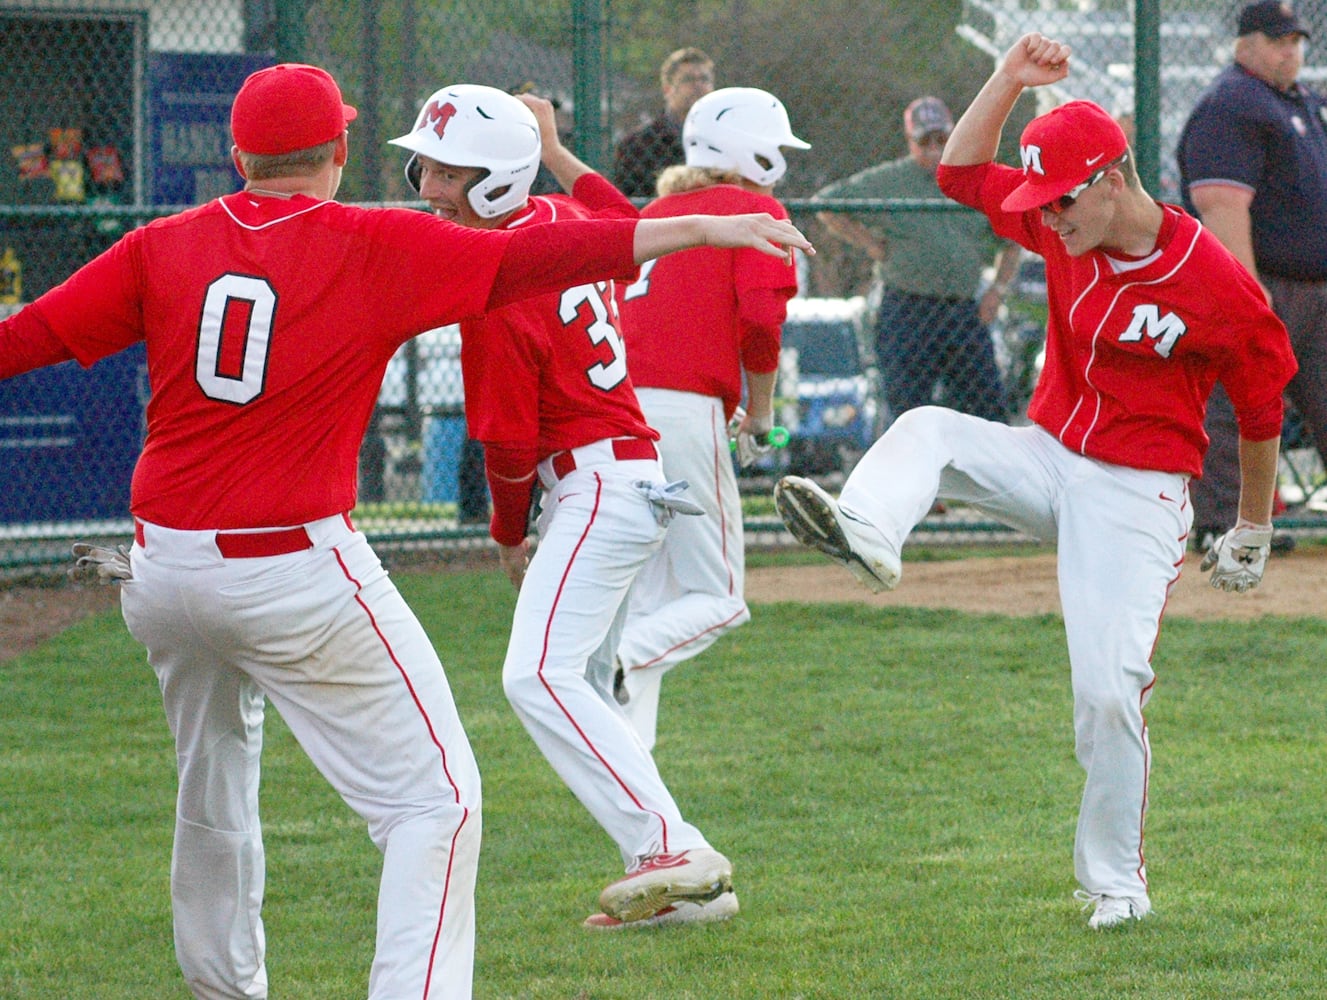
[{"xmin": 404, "ymin": 153, "xmax": 422, "ymax": 194}]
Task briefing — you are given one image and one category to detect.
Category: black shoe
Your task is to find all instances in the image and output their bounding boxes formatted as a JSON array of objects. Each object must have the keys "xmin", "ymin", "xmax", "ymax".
[
  {"xmin": 1191, "ymin": 525, "xmax": 1220, "ymax": 554},
  {"xmin": 612, "ymin": 661, "xmax": 629, "ymax": 706}
]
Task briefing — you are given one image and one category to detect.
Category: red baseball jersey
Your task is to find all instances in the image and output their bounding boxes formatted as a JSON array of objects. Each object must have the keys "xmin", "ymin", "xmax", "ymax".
[
  {"xmin": 461, "ymin": 175, "xmax": 657, "ymax": 541},
  {"xmin": 938, "ymin": 161, "xmax": 1296, "ymax": 476},
  {"xmin": 6, "ymin": 192, "xmax": 637, "ymax": 529},
  {"xmin": 615, "ymin": 184, "xmax": 798, "ymax": 420}
]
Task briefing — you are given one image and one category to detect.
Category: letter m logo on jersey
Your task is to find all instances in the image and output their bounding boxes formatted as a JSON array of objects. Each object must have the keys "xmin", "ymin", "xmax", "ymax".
[
  {"xmin": 1020, "ymin": 145, "xmax": 1045, "ymax": 175},
  {"xmin": 1118, "ymin": 304, "xmax": 1187, "ymax": 358}
]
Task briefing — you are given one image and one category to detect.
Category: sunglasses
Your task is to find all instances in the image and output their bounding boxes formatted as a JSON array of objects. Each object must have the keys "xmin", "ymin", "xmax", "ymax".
[{"xmin": 1041, "ymin": 153, "xmax": 1129, "ymax": 214}]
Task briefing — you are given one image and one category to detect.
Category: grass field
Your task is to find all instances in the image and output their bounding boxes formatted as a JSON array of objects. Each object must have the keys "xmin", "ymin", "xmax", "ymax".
[{"xmin": 3, "ymin": 556, "xmax": 1327, "ymax": 999}]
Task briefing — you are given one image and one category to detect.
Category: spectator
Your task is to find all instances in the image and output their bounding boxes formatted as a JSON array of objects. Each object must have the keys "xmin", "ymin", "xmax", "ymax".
[
  {"xmin": 813, "ymin": 96, "xmax": 1022, "ymax": 423},
  {"xmin": 613, "ymin": 47, "xmax": 715, "ymax": 199},
  {"xmin": 1178, "ymin": 0, "xmax": 1327, "ymax": 548},
  {"xmin": 613, "ymin": 87, "xmax": 807, "ymax": 750},
  {"xmin": 776, "ymin": 34, "xmax": 1295, "ymax": 931},
  {"xmin": 1, "ymin": 63, "xmax": 811, "ymax": 997}
]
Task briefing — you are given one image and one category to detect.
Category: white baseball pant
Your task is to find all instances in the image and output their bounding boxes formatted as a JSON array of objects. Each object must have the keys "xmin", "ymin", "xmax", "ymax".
[
  {"xmin": 120, "ymin": 514, "xmax": 481, "ymax": 1000},
  {"xmin": 839, "ymin": 406, "xmax": 1191, "ymax": 898},
  {"xmin": 617, "ymin": 389, "xmax": 751, "ymax": 748},
  {"xmin": 503, "ymin": 446, "xmax": 712, "ymax": 868}
]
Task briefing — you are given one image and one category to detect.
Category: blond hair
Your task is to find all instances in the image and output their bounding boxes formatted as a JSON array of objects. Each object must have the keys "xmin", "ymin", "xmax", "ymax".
[
  {"xmin": 655, "ymin": 164, "xmax": 745, "ymax": 196},
  {"xmin": 660, "ymin": 47, "xmax": 713, "ymax": 88}
]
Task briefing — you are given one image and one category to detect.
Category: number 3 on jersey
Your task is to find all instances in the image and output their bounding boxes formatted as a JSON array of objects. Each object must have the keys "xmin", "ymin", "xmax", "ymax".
[{"xmin": 561, "ymin": 281, "xmax": 628, "ymax": 391}]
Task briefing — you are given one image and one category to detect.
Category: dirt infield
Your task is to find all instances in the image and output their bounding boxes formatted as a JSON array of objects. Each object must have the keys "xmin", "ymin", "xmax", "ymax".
[
  {"xmin": 4, "ymin": 546, "xmax": 1324, "ymax": 663},
  {"xmin": 746, "ymin": 547, "xmax": 1327, "ymax": 620}
]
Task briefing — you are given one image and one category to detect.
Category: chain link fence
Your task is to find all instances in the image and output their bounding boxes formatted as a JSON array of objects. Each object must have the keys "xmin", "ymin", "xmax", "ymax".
[{"xmin": 3, "ymin": 1, "xmax": 1325, "ymax": 572}]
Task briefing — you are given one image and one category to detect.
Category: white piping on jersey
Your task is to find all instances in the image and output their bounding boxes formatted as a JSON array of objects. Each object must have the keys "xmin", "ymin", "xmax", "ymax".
[
  {"xmin": 1060, "ymin": 218, "xmax": 1203, "ymax": 456},
  {"xmin": 220, "ymin": 195, "xmax": 333, "ymax": 231},
  {"xmin": 503, "ymin": 197, "xmax": 551, "ymax": 229}
]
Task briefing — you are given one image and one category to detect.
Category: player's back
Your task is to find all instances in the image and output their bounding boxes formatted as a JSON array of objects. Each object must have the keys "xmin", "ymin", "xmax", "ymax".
[
  {"xmin": 618, "ymin": 183, "xmax": 793, "ymax": 399},
  {"xmin": 47, "ymin": 192, "xmax": 507, "ymax": 528}
]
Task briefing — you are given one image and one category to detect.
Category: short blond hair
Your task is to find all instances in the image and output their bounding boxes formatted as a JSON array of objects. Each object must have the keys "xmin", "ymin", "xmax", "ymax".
[
  {"xmin": 656, "ymin": 164, "xmax": 743, "ymax": 196},
  {"xmin": 660, "ymin": 47, "xmax": 713, "ymax": 88}
]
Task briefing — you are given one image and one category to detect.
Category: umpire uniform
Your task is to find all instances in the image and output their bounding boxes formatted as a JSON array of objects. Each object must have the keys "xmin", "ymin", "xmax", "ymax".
[{"xmin": 1179, "ymin": 54, "xmax": 1327, "ymax": 538}]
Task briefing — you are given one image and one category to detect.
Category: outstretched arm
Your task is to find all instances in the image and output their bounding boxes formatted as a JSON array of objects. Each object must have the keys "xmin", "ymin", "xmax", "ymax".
[
  {"xmin": 0, "ymin": 306, "xmax": 76, "ymax": 379},
  {"xmin": 490, "ymin": 214, "xmax": 812, "ymax": 312},
  {"xmin": 943, "ymin": 33, "xmax": 1073, "ymax": 168},
  {"xmin": 634, "ymin": 213, "xmax": 813, "ymax": 266}
]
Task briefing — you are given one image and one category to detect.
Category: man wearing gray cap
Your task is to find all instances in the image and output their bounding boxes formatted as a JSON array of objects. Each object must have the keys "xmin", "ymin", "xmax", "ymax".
[
  {"xmin": 813, "ymin": 95, "xmax": 1022, "ymax": 424},
  {"xmin": 1179, "ymin": 0, "xmax": 1327, "ymax": 546}
]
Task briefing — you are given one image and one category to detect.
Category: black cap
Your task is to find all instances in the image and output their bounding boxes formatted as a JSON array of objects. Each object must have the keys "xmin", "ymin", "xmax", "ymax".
[{"xmin": 1238, "ymin": 1, "xmax": 1310, "ymax": 39}]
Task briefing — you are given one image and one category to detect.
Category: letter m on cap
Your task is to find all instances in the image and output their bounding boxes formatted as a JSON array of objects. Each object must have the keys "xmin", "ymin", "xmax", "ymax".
[{"xmin": 1020, "ymin": 144, "xmax": 1045, "ymax": 176}]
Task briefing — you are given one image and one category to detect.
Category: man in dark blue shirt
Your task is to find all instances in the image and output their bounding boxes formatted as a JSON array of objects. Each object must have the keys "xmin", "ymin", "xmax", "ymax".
[{"xmin": 1178, "ymin": 0, "xmax": 1327, "ymax": 547}]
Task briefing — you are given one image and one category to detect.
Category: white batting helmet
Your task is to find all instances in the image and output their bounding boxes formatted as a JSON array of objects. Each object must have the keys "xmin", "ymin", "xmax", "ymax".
[
  {"xmin": 682, "ymin": 86, "xmax": 810, "ymax": 187},
  {"xmin": 389, "ymin": 84, "xmax": 540, "ymax": 218}
]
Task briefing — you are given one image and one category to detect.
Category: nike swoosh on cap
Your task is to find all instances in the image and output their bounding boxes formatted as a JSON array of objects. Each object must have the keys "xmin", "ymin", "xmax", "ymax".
[{"xmin": 1085, "ymin": 153, "xmax": 1105, "ymax": 166}]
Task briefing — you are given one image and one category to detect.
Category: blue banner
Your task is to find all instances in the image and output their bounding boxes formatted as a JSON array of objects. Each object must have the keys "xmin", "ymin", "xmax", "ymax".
[
  {"xmin": 0, "ymin": 343, "xmax": 147, "ymax": 524},
  {"xmin": 149, "ymin": 52, "xmax": 272, "ymax": 206}
]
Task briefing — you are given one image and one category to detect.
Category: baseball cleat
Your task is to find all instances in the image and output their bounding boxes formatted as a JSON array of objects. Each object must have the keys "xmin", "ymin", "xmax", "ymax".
[
  {"xmin": 583, "ymin": 891, "xmax": 739, "ymax": 930},
  {"xmin": 774, "ymin": 476, "xmax": 901, "ymax": 593},
  {"xmin": 1075, "ymin": 891, "xmax": 1151, "ymax": 930},
  {"xmin": 597, "ymin": 848, "xmax": 734, "ymax": 924}
]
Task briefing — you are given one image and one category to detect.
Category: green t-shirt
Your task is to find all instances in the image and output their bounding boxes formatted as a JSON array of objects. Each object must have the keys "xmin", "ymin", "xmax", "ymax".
[{"xmin": 814, "ymin": 155, "xmax": 1002, "ymax": 299}]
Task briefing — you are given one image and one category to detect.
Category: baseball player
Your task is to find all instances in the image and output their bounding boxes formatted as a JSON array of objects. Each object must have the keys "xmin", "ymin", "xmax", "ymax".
[
  {"xmin": 613, "ymin": 86, "xmax": 807, "ymax": 749},
  {"xmin": 0, "ymin": 65, "xmax": 811, "ymax": 998},
  {"xmin": 389, "ymin": 85, "xmax": 752, "ymax": 930},
  {"xmin": 775, "ymin": 34, "xmax": 1296, "ymax": 930}
]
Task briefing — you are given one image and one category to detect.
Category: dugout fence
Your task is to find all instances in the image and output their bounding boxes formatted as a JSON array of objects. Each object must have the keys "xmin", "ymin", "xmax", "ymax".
[{"xmin": 3, "ymin": 0, "xmax": 1326, "ymax": 574}]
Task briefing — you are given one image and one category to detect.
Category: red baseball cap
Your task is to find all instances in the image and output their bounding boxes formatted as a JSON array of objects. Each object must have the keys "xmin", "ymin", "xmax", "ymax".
[
  {"xmin": 1000, "ymin": 100, "xmax": 1128, "ymax": 213},
  {"xmin": 231, "ymin": 63, "xmax": 358, "ymax": 156}
]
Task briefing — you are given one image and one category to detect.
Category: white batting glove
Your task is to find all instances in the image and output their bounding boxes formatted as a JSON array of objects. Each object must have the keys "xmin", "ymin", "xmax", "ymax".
[
  {"xmin": 1199, "ymin": 520, "xmax": 1273, "ymax": 593},
  {"xmin": 735, "ymin": 412, "xmax": 775, "ymax": 469},
  {"xmin": 635, "ymin": 479, "xmax": 706, "ymax": 525},
  {"xmin": 69, "ymin": 542, "xmax": 132, "ymax": 584}
]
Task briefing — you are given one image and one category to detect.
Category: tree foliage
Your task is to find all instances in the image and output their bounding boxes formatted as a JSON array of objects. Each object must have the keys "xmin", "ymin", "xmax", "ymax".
[{"xmin": 606, "ymin": 0, "xmax": 999, "ymax": 195}]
